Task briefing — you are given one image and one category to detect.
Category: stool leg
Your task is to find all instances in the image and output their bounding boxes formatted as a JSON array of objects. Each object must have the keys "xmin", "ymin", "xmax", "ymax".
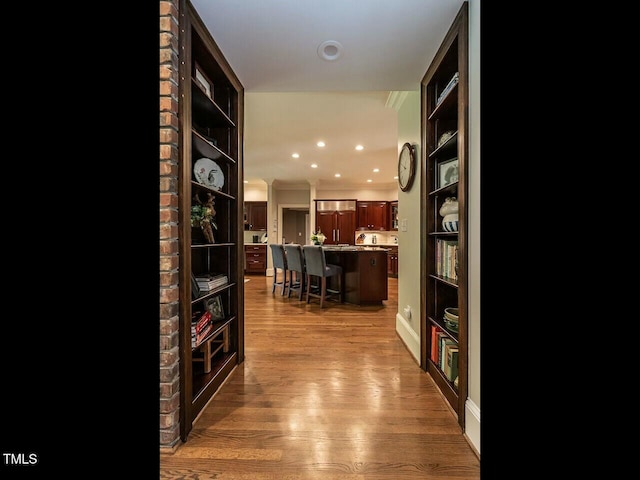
[
  {"xmin": 282, "ymin": 269, "xmax": 288, "ymax": 296},
  {"xmin": 299, "ymin": 271, "xmax": 305, "ymax": 300},
  {"xmin": 320, "ymin": 277, "xmax": 326, "ymax": 308}
]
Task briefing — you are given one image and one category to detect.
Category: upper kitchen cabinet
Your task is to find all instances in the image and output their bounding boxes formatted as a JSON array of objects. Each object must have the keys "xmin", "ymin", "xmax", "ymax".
[
  {"xmin": 356, "ymin": 201, "xmax": 390, "ymax": 230},
  {"xmin": 244, "ymin": 201, "xmax": 267, "ymax": 231},
  {"xmin": 315, "ymin": 199, "xmax": 357, "ymax": 245},
  {"xmin": 389, "ymin": 201, "xmax": 398, "ymax": 231}
]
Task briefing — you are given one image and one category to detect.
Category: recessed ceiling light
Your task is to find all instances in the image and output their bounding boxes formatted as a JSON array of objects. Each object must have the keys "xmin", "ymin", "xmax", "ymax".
[
  {"xmin": 311, "ymin": 164, "xmax": 318, "ymax": 168},
  {"xmin": 393, "ymin": 175, "xmax": 398, "ymax": 180},
  {"xmin": 373, "ymin": 168, "xmax": 379, "ymax": 173},
  {"xmin": 317, "ymin": 40, "xmax": 343, "ymax": 61},
  {"xmin": 367, "ymin": 179, "xmax": 372, "ymax": 183},
  {"xmin": 243, "ymin": 180, "xmax": 248, "ymax": 183},
  {"xmin": 292, "ymin": 153, "xmax": 299, "ymax": 158},
  {"xmin": 355, "ymin": 145, "xmax": 364, "ymax": 151},
  {"xmin": 334, "ymin": 173, "xmax": 341, "ymax": 178},
  {"xmin": 317, "ymin": 141, "xmax": 325, "ymax": 147}
]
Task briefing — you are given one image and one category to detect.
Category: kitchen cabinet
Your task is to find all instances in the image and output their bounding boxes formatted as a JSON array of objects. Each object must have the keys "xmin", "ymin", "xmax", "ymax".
[
  {"xmin": 315, "ymin": 200, "xmax": 357, "ymax": 245},
  {"xmin": 389, "ymin": 201, "xmax": 398, "ymax": 230},
  {"xmin": 387, "ymin": 246, "xmax": 398, "ymax": 277},
  {"xmin": 244, "ymin": 201, "xmax": 267, "ymax": 230},
  {"xmin": 323, "ymin": 247, "xmax": 388, "ymax": 305},
  {"xmin": 244, "ymin": 244, "xmax": 266, "ymax": 274},
  {"xmin": 316, "ymin": 210, "xmax": 356, "ymax": 245},
  {"xmin": 356, "ymin": 201, "xmax": 389, "ymax": 230}
]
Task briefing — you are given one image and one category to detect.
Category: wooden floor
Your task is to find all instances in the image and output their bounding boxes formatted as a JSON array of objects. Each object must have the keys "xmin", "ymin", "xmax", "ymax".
[{"xmin": 160, "ymin": 275, "xmax": 480, "ymax": 479}]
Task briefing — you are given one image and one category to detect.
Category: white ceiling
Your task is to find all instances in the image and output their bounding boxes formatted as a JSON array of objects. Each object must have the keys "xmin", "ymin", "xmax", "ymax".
[{"xmin": 190, "ymin": 0, "xmax": 465, "ymax": 189}]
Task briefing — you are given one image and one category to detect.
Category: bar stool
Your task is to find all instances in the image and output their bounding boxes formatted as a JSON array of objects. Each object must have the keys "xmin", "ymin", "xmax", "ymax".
[
  {"xmin": 269, "ymin": 244, "xmax": 289, "ymax": 295},
  {"xmin": 284, "ymin": 243, "xmax": 306, "ymax": 300},
  {"xmin": 302, "ymin": 245, "xmax": 342, "ymax": 308}
]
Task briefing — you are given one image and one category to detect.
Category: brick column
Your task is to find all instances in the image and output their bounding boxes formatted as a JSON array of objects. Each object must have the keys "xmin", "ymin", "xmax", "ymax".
[{"xmin": 159, "ymin": 0, "xmax": 181, "ymax": 449}]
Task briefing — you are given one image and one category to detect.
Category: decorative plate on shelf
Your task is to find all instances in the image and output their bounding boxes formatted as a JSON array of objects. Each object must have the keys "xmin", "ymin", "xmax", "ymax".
[{"xmin": 194, "ymin": 157, "xmax": 224, "ymax": 191}]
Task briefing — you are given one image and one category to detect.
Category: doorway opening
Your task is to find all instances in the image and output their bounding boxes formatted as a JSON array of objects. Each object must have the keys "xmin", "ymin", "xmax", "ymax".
[{"xmin": 279, "ymin": 205, "xmax": 310, "ymax": 245}]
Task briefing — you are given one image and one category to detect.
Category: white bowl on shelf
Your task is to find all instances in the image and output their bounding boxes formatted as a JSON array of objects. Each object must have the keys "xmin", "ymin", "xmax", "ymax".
[
  {"xmin": 444, "ymin": 307, "xmax": 458, "ymax": 322},
  {"xmin": 444, "ymin": 307, "xmax": 459, "ymax": 331}
]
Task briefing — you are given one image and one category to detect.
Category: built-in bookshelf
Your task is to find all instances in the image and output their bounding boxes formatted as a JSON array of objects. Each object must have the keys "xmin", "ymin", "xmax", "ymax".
[
  {"xmin": 178, "ymin": 0, "xmax": 244, "ymax": 442},
  {"xmin": 420, "ymin": 1, "xmax": 468, "ymax": 430}
]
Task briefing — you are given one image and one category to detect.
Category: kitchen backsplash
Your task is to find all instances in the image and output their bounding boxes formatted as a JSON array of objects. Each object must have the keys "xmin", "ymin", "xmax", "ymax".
[
  {"xmin": 355, "ymin": 231, "xmax": 398, "ymax": 245},
  {"xmin": 244, "ymin": 230, "xmax": 268, "ymax": 244}
]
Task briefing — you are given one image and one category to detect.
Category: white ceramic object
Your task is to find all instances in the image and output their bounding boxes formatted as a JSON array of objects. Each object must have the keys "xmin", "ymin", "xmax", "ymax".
[
  {"xmin": 444, "ymin": 307, "xmax": 459, "ymax": 322},
  {"xmin": 442, "ymin": 215, "xmax": 459, "ymax": 232},
  {"xmin": 194, "ymin": 157, "xmax": 224, "ymax": 191},
  {"xmin": 439, "ymin": 197, "xmax": 459, "ymax": 232}
]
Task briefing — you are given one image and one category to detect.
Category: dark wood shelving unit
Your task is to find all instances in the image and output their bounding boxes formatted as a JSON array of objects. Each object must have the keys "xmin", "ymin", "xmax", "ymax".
[
  {"xmin": 420, "ymin": 1, "xmax": 468, "ymax": 430},
  {"xmin": 178, "ymin": 0, "xmax": 244, "ymax": 442}
]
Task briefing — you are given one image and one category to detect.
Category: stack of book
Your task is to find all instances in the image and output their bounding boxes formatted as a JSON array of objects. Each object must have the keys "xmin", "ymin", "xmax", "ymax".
[
  {"xmin": 435, "ymin": 239, "xmax": 458, "ymax": 281},
  {"xmin": 429, "ymin": 324, "xmax": 459, "ymax": 386},
  {"xmin": 191, "ymin": 310, "xmax": 213, "ymax": 348},
  {"xmin": 436, "ymin": 71, "xmax": 459, "ymax": 106},
  {"xmin": 195, "ymin": 273, "xmax": 228, "ymax": 292}
]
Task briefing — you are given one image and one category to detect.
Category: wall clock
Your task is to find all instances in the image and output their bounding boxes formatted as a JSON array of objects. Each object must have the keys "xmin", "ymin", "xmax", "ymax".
[{"xmin": 397, "ymin": 142, "xmax": 416, "ymax": 192}]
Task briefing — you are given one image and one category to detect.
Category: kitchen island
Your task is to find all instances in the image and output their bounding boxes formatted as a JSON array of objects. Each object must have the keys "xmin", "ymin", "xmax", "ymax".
[{"xmin": 322, "ymin": 246, "xmax": 389, "ymax": 305}]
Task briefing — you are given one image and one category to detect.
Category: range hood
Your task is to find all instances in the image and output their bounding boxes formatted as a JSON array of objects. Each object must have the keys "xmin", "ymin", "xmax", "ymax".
[{"xmin": 315, "ymin": 200, "xmax": 356, "ymax": 212}]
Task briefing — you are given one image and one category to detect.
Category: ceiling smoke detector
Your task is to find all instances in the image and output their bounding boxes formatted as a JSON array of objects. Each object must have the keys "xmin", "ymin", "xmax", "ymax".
[{"xmin": 317, "ymin": 40, "xmax": 343, "ymax": 61}]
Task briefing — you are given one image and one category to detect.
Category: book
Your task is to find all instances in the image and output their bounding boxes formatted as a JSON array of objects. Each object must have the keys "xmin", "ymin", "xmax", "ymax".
[
  {"xmin": 430, "ymin": 325, "xmax": 441, "ymax": 363},
  {"xmin": 191, "ymin": 311, "xmax": 212, "ymax": 335},
  {"xmin": 433, "ymin": 329, "xmax": 445, "ymax": 364},
  {"xmin": 195, "ymin": 273, "xmax": 227, "ymax": 282},
  {"xmin": 192, "ymin": 321, "xmax": 214, "ymax": 348},
  {"xmin": 440, "ymin": 337, "xmax": 456, "ymax": 372},
  {"xmin": 436, "ymin": 71, "xmax": 459, "ymax": 105},
  {"xmin": 436, "ymin": 332, "xmax": 450, "ymax": 369},
  {"xmin": 196, "ymin": 273, "xmax": 228, "ymax": 291},
  {"xmin": 445, "ymin": 346, "xmax": 459, "ymax": 382}
]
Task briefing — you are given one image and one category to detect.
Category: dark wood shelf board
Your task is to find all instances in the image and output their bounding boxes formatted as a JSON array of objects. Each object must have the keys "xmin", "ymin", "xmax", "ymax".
[{"xmin": 192, "ymin": 130, "xmax": 236, "ymax": 164}]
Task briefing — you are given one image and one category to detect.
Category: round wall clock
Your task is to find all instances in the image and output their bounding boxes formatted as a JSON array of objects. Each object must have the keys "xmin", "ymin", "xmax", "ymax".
[
  {"xmin": 397, "ymin": 142, "xmax": 416, "ymax": 192},
  {"xmin": 194, "ymin": 157, "xmax": 225, "ymax": 191}
]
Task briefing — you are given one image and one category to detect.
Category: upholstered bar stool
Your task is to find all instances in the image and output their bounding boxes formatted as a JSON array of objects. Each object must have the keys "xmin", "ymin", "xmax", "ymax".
[
  {"xmin": 284, "ymin": 243, "xmax": 306, "ymax": 300},
  {"xmin": 302, "ymin": 245, "xmax": 342, "ymax": 308},
  {"xmin": 269, "ymin": 244, "xmax": 289, "ymax": 295}
]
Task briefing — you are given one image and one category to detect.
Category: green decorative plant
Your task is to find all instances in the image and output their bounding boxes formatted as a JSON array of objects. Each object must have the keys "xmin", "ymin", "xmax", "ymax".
[
  {"xmin": 190, "ymin": 204, "xmax": 217, "ymax": 230},
  {"xmin": 310, "ymin": 229, "xmax": 326, "ymax": 245},
  {"xmin": 191, "ymin": 193, "xmax": 217, "ymax": 243}
]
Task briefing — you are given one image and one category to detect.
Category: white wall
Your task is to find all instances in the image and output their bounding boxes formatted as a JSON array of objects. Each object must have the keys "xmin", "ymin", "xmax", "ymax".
[
  {"xmin": 316, "ymin": 186, "xmax": 397, "ymax": 201},
  {"xmin": 244, "ymin": 182, "xmax": 267, "ymax": 201},
  {"xmin": 394, "ymin": 90, "xmax": 422, "ymax": 363}
]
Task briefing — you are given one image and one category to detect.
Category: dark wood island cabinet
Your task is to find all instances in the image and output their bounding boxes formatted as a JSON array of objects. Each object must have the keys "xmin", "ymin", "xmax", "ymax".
[{"xmin": 323, "ymin": 246, "xmax": 388, "ymax": 305}]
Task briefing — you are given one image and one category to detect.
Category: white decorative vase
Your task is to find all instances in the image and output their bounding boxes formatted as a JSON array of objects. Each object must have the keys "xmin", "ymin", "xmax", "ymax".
[{"xmin": 439, "ymin": 197, "xmax": 459, "ymax": 232}]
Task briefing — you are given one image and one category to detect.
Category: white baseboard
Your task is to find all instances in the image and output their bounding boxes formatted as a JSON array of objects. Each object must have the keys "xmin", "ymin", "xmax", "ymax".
[
  {"xmin": 464, "ymin": 398, "xmax": 481, "ymax": 455},
  {"xmin": 395, "ymin": 313, "xmax": 420, "ymax": 365}
]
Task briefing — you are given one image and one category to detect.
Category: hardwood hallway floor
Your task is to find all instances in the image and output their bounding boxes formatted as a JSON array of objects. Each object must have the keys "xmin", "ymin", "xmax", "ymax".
[{"xmin": 160, "ymin": 275, "xmax": 480, "ymax": 479}]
